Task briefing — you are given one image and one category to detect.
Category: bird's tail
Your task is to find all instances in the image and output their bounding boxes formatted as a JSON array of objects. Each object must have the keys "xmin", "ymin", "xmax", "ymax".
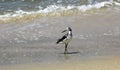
[
  {"xmin": 56, "ymin": 40, "xmax": 59, "ymax": 44},
  {"xmin": 56, "ymin": 39, "xmax": 61, "ymax": 44}
]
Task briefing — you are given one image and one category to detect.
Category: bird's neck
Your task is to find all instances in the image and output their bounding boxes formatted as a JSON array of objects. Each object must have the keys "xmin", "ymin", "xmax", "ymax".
[{"xmin": 68, "ymin": 31, "xmax": 72, "ymax": 36}]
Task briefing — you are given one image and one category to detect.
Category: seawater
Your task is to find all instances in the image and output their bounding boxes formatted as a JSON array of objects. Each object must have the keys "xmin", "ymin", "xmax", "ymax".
[{"xmin": 0, "ymin": 0, "xmax": 120, "ymax": 22}]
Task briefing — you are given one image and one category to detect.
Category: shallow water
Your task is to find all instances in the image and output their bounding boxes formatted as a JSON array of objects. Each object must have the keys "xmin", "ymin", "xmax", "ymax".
[{"xmin": 0, "ymin": 9, "xmax": 120, "ymax": 65}]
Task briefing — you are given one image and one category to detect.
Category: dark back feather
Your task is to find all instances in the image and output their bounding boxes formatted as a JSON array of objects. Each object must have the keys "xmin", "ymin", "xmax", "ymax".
[{"xmin": 56, "ymin": 34, "xmax": 67, "ymax": 44}]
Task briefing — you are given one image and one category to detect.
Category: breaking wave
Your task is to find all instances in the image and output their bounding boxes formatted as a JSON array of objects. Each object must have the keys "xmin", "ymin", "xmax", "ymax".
[{"xmin": 0, "ymin": 1, "xmax": 120, "ymax": 22}]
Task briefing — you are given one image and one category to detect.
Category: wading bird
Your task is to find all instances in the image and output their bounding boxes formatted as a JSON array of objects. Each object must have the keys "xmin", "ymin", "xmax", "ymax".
[{"xmin": 56, "ymin": 27, "xmax": 72, "ymax": 54}]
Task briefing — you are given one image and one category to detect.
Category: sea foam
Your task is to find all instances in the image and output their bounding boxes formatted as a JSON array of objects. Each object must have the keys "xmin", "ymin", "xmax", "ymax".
[{"xmin": 0, "ymin": 1, "xmax": 120, "ymax": 21}]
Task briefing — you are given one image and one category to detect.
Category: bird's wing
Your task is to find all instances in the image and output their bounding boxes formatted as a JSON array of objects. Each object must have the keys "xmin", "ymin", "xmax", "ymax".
[{"xmin": 56, "ymin": 35, "xmax": 67, "ymax": 44}]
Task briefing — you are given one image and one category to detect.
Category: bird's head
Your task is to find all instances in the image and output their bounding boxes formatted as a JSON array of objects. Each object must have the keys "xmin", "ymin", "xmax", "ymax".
[{"xmin": 62, "ymin": 27, "xmax": 72, "ymax": 33}]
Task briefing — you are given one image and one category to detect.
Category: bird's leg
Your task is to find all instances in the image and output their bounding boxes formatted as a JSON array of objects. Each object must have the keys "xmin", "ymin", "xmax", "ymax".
[{"xmin": 64, "ymin": 43, "xmax": 68, "ymax": 54}]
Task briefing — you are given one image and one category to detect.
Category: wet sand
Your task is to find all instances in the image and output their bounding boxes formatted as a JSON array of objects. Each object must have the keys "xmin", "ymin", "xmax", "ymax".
[
  {"xmin": 0, "ymin": 56, "xmax": 120, "ymax": 70},
  {"xmin": 0, "ymin": 9, "xmax": 120, "ymax": 69}
]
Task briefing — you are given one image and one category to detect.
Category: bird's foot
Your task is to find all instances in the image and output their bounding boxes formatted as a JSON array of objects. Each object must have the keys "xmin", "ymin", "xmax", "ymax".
[{"xmin": 64, "ymin": 51, "xmax": 68, "ymax": 54}]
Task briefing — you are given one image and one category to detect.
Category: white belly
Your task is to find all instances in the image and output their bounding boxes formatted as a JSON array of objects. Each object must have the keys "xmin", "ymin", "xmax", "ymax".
[{"xmin": 61, "ymin": 36, "xmax": 72, "ymax": 44}]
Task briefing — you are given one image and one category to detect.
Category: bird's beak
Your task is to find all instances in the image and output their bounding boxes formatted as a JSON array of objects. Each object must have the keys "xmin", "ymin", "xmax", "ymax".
[{"xmin": 62, "ymin": 30, "xmax": 67, "ymax": 33}]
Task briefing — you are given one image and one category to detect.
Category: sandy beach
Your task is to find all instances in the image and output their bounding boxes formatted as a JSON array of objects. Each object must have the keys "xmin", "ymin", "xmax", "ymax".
[
  {"xmin": 0, "ymin": 56, "xmax": 120, "ymax": 70},
  {"xmin": 0, "ymin": 7, "xmax": 120, "ymax": 70}
]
